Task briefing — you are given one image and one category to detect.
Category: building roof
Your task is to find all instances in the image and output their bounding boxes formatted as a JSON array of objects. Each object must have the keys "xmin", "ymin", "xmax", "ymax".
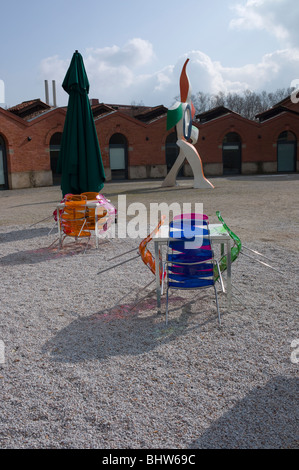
[
  {"xmin": 133, "ymin": 105, "xmax": 168, "ymax": 123},
  {"xmin": 7, "ymin": 99, "xmax": 52, "ymax": 120},
  {"xmin": 90, "ymin": 99, "xmax": 167, "ymax": 123},
  {"xmin": 196, "ymin": 106, "xmax": 237, "ymax": 123},
  {"xmin": 90, "ymin": 102, "xmax": 116, "ymax": 119},
  {"xmin": 6, "ymin": 97, "xmax": 167, "ymax": 125},
  {"xmin": 255, "ymin": 105, "xmax": 299, "ymax": 122}
]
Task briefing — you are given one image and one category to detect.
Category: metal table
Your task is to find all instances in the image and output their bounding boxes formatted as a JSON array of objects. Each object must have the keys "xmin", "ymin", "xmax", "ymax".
[{"xmin": 153, "ymin": 223, "xmax": 232, "ymax": 311}]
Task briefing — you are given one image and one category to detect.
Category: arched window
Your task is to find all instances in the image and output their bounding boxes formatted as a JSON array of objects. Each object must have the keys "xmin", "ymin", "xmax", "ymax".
[
  {"xmin": 222, "ymin": 132, "xmax": 242, "ymax": 175},
  {"xmin": 277, "ymin": 131, "xmax": 297, "ymax": 172},
  {"xmin": 109, "ymin": 133, "xmax": 128, "ymax": 180},
  {"xmin": 0, "ymin": 135, "xmax": 8, "ymax": 189},
  {"xmin": 50, "ymin": 132, "xmax": 62, "ymax": 185}
]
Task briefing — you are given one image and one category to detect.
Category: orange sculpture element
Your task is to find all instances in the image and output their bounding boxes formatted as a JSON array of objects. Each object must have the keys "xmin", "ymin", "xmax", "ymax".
[
  {"xmin": 138, "ymin": 216, "xmax": 166, "ymax": 282},
  {"xmin": 179, "ymin": 58, "xmax": 190, "ymax": 103}
]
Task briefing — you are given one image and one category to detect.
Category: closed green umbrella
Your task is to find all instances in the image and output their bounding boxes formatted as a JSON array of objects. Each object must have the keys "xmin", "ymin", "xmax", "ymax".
[{"xmin": 57, "ymin": 50, "xmax": 105, "ymax": 196}]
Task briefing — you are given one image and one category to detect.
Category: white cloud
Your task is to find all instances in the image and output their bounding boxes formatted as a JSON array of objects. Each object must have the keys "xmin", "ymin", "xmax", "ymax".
[
  {"xmin": 40, "ymin": 39, "xmax": 156, "ymax": 106},
  {"xmin": 86, "ymin": 38, "xmax": 155, "ymax": 69},
  {"xmin": 220, "ymin": 48, "xmax": 299, "ymax": 91},
  {"xmin": 39, "ymin": 55, "xmax": 68, "ymax": 84},
  {"xmin": 230, "ymin": 0, "xmax": 299, "ymax": 46},
  {"xmin": 39, "ymin": 33, "xmax": 299, "ymax": 108}
]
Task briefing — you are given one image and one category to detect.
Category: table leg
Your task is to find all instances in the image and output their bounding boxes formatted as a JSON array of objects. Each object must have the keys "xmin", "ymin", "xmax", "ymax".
[
  {"xmin": 154, "ymin": 241, "xmax": 161, "ymax": 311},
  {"xmin": 95, "ymin": 207, "xmax": 99, "ymax": 249},
  {"xmin": 57, "ymin": 207, "xmax": 62, "ymax": 248},
  {"xmin": 226, "ymin": 239, "xmax": 232, "ymax": 309},
  {"xmin": 221, "ymin": 243, "xmax": 224, "ymax": 256}
]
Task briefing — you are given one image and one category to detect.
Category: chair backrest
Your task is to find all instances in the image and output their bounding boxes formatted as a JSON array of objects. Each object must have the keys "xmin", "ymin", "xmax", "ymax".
[
  {"xmin": 173, "ymin": 213, "xmax": 209, "ymax": 222},
  {"xmin": 166, "ymin": 227, "xmax": 215, "ymax": 289},
  {"xmin": 169, "ymin": 219, "xmax": 211, "ymax": 249},
  {"xmin": 61, "ymin": 199, "xmax": 90, "ymax": 237},
  {"xmin": 65, "ymin": 194, "xmax": 87, "ymax": 202},
  {"xmin": 81, "ymin": 192, "xmax": 99, "ymax": 201},
  {"xmin": 81, "ymin": 193, "xmax": 108, "ymax": 230},
  {"xmin": 96, "ymin": 194, "xmax": 117, "ymax": 216}
]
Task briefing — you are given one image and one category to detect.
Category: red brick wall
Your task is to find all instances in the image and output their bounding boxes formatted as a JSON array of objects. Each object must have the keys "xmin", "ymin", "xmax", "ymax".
[
  {"xmin": 1, "ymin": 98, "xmax": 299, "ymax": 189},
  {"xmin": 96, "ymin": 112, "xmax": 169, "ymax": 167},
  {"xmin": 0, "ymin": 108, "xmax": 66, "ymax": 175},
  {"xmin": 194, "ymin": 110, "xmax": 299, "ymax": 166}
]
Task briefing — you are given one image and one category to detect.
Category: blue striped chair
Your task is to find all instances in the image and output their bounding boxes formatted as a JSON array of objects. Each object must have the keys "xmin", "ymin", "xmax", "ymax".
[{"xmin": 164, "ymin": 221, "xmax": 223, "ymax": 325}]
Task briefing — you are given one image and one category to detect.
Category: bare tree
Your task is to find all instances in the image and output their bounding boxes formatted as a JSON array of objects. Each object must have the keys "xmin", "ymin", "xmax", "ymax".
[{"xmin": 189, "ymin": 87, "xmax": 293, "ymax": 120}]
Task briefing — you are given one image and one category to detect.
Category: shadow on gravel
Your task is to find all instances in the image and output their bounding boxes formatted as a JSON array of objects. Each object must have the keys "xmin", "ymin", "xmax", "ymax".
[
  {"xmin": 42, "ymin": 292, "xmax": 217, "ymax": 361},
  {"xmin": 0, "ymin": 227, "xmax": 51, "ymax": 243},
  {"xmin": 0, "ymin": 237, "xmax": 112, "ymax": 265},
  {"xmin": 190, "ymin": 375, "xmax": 299, "ymax": 449},
  {"xmin": 0, "ymin": 241, "xmax": 106, "ymax": 265}
]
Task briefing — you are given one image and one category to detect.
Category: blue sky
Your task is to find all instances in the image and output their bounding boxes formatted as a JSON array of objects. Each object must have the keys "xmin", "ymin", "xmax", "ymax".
[{"xmin": 1, "ymin": 0, "xmax": 299, "ymax": 108}]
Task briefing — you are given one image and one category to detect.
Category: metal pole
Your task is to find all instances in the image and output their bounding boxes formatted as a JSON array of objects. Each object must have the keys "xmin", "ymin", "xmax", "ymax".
[
  {"xmin": 44, "ymin": 80, "xmax": 49, "ymax": 104},
  {"xmin": 52, "ymin": 80, "xmax": 57, "ymax": 107}
]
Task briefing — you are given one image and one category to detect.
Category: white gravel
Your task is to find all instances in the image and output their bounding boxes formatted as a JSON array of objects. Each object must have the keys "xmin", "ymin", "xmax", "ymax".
[{"xmin": 0, "ymin": 217, "xmax": 298, "ymax": 449}]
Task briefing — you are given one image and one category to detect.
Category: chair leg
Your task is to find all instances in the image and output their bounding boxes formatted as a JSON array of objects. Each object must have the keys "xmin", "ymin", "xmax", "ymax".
[
  {"xmin": 214, "ymin": 285, "xmax": 221, "ymax": 326},
  {"xmin": 83, "ymin": 236, "xmax": 91, "ymax": 254},
  {"xmin": 47, "ymin": 237, "xmax": 60, "ymax": 249},
  {"xmin": 166, "ymin": 287, "xmax": 169, "ymax": 325},
  {"xmin": 161, "ymin": 264, "xmax": 166, "ymax": 295},
  {"xmin": 216, "ymin": 260, "xmax": 225, "ymax": 293},
  {"xmin": 59, "ymin": 234, "xmax": 67, "ymax": 249}
]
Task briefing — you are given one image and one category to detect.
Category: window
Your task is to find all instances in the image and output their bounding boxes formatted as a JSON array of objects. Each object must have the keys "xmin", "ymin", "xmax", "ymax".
[
  {"xmin": 50, "ymin": 132, "xmax": 62, "ymax": 185},
  {"xmin": 277, "ymin": 131, "xmax": 297, "ymax": 172},
  {"xmin": 109, "ymin": 133, "xmax": 128, "ymax": 180},
  {"xmin": 222, "ymin": 132, "xmax": 242, "ymax": 175},
  {"xmin": 0, "ymin": 135, "xmax": 8, "ymax": 189}
]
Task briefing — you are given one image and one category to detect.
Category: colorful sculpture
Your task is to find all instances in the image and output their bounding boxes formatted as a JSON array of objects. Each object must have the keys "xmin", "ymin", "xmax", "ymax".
[{"xmin": 162, "ymin": 58, "xmax": 214, "ymax": 189}]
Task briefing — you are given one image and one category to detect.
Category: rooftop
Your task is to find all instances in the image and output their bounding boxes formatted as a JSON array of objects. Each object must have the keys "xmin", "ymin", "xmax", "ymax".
[{"xmin": 8, "ymin": 99, "xmax": 52, "ymax": 120}]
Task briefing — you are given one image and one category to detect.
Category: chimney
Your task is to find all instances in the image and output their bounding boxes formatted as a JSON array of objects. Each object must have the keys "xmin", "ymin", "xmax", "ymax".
[
  {"xmin": 45, "ymin": 80, "xmax": 49, "ymax": 105},
  {"xmin": 52, "ymin": 80, "xmax": 57, "ymax": 107},
  {"xmin": 90, "ymin": 98, "xmax": 99, "ymax": 106}
]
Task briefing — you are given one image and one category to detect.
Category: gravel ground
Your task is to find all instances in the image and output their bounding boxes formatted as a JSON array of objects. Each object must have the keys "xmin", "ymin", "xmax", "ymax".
[{"xmin": 0, "ymin": 176, "xmax": 298, "ymax": 449}]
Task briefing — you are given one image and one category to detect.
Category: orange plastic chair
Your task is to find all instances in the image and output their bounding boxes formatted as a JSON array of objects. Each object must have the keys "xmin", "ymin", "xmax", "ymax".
[
  {"xmin": 81, "ymin": 192, "xmax": 99, "ymax": 200},
  {"xmin": 81, "ymin": 192, "xmax": 107, "ymax": 231},
  {"xmin": 60, "ymin": 195, "xmax": 91, "ymax": 251},
  {"xmin": 64, "ymin": 194, "xmax": 87, "ymax": 201}
]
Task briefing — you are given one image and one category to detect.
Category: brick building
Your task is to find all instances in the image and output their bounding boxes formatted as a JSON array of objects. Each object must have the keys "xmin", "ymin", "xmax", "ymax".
[
  {"xmin": 0, "ymin": 94, "xmax": 298, "ymax": 190},
  {"xmin": 195, "ymin": 95, "xmax": 299, "ymax": 176}
]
